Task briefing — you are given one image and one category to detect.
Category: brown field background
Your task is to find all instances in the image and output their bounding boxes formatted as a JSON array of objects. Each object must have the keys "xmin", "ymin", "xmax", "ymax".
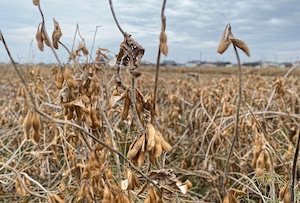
[{"xmin": 0, "ymin": 64, "xmax": 299, "ymax": 202}]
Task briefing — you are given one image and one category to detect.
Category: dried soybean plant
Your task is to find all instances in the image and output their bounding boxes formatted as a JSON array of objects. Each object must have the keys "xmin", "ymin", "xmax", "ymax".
[
  {"xmin": 108, "ymin": 0, "xmax": 192, "ymax": 202},
  {"xmin": 217, "ymin": 23, "xmax": 250, "ymax": 197}
]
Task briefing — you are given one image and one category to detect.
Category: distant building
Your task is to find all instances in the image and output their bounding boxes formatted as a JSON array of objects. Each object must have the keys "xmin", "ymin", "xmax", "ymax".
[
  {"xmin": 262, "ymin": 61, "xmax": 279, "ymax": 67},
  {"xmin": 185, "ymin": 60, "xmax": 202, "ymax": 67},
  {"xmin": 161, "ymin": 60, "xmax": 177, "ymax": 66}
]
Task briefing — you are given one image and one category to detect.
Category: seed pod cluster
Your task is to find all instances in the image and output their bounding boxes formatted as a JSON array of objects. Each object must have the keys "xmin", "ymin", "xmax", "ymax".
[
  {"xmin": 95, "ymin": 48, "xmax": 110, "ymax": 65},
  {"xmin": 77, "ymin": 43, "xmax": 89, "ymax": 56},
  {"xmin": 251, "ymin": 133, "xmax": 271, "ymax": 182},
  {"xmin": 76, "ymin": 143, "xmax": 121, "ymax": 203},
  {"xmin": 35, "ymin": 21, "xmax": 51, "ymax": 52},
  {"xmin": 144, "ymin": 186, "xmax": 162, "ymax": 203},
  {"xmin": 146, "ymin": 123, "xmax": 172, "ymax": 164},
  {"xmin": 23, "ymin": 110, "xmax": 42, "ymax": 145},
  {"xmin": 217, "ymin": 23, "xmax": 250, "ymax": 56},
  {"xmin": 118, "ymin": 88, "xmax": 150, "ymax": 123},
  {"xmin": 127, "ymin": 124, "xmax": 172, "ymax": 167}
]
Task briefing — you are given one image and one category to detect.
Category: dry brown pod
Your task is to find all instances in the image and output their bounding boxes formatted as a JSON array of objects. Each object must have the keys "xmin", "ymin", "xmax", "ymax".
[
  {"xmin": 217, "ymin": 24, "xmax": 233, "ymax": 54},
  {"xmin": 15, "ymin": 178, "xmax": 26, "ymax": 196},
  {"xmin": 32, "ymin": 0, "xmax": 39, "ymax": 6},
  {"xmin": 279, "ymin": 183, "xmax": 291, "ymax": 203},
  {"xmin": 127, "ymin": 134, "xmax": 145, "ymax": 159},
  {"xmin": 136, "ymin": 149, "xmax": 145, "ymax": 168},
  {"xmin": 146, "ymin": 123, "xmax": 156, "ymax": 151},
  {"xmin": 230, "ymin": 38, "xmax": 250, "ymax": 56},
  {"xmin": 160, "ymin": 31, "xmax": 168, "ymax": 56},
  {"xmin": 31, "ymin": 111, "xmax": 41, "ymax": 145},
  {"xmin": 52, "ymin": 19, "xmax": 62, "ymax": 49},
  {"xmin": 121, "ymin": 90, "xmax": 131, "ymax": 121},
  {"xmin": 41, "ymin": 23, "xmax": 51, "ymax": 47},
  {"xmin": 36, "ymin": 23, "xmax": 44, "ymax": 51},
  {"xmin": 156, "ymin": 130, "xmax": 172, "ymax": 152},
  {"xmin": 23, "ymin": 110, "xmax": 32, "ymax": 140},
  {"xmin": 153, "ymin": 136, "xmax": 163, "ymax": 158},
  {"xmin": 55, "ymin": 69, "xmax": 64, "ymax": 89}
]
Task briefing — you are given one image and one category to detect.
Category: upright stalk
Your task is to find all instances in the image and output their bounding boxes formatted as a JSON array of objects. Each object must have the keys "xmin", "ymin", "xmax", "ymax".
[
  {"xmin": 223, "ymin": 45, "xmax": 242, "ymax": 193},
  {"xmin": 291, "ymin": 129, "xmax": 300, "ymax": 202},
  {"xmin": 152, "ymin": 0, "xmax": 167, "ymax": 123}
]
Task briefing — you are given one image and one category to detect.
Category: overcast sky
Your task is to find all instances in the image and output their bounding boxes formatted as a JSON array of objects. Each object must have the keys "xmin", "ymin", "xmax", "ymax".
[{"xmin": 0, "ymin": 0, "xmax": 300, "ymax": 64}]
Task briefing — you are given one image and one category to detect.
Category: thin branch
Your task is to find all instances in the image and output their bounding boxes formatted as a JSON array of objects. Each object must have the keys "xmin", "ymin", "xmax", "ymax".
[
  {"xmin": 152, "ymin": 0, "xmax": 167, "ymax": 123},
  {"xmin": 291, "ymin": 128, "xmax": 300, "ymax": 202},
  {"xmin": 108, "ymin": 0, "xmax": 126, "ymax": 36},
  {"xmin": 90, "ymin": 25, "xmax": 102, "ymax": 62},
  {"xmin": 0, "ymin": 162, "xmax": 47, "ymax": 199},
  {"xmin": 265, "ymin": 62, "xmax": 300, "ymax": 111}
]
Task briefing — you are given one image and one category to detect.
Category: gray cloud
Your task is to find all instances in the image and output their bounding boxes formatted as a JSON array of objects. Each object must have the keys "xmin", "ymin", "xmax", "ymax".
[{"xmin": 0, "ymin": 0, "xmax": 299, "ymax": 64}]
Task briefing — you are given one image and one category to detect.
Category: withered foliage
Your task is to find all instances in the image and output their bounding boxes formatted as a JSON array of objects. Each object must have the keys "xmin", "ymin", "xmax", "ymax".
[
  {"xmin": 116, "ymin": 34, "xmax": 145, "ymax": 77},
  {"xmin": 1, "ymin": 1, "xmax": 300, "ymax": 203},
  {"xmin": 2, "ymin": 63, "xmax": 300, "ymax": 202}
]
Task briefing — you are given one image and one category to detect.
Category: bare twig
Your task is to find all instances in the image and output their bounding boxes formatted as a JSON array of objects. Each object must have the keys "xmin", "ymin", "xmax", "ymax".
[
  {"xmin": 152, "ymin": 0, "xmax": 167, "ymax": 123},
  {"xmin": 291, "ymin": 128, "xmax": 300, "ymax": 202},
  {"xmin": 90, "ymin": 25, "xmax": 102, "ymax": 62},
  {"xmin": 108, "ymin": 0, "xmax": 126, "ymax": 36}
]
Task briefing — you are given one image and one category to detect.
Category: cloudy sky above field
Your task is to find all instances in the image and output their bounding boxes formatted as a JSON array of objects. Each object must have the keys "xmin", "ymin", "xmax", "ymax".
[{"xmin": 0, "ymin": 0, "xmax": 300, "ymax": 64}]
